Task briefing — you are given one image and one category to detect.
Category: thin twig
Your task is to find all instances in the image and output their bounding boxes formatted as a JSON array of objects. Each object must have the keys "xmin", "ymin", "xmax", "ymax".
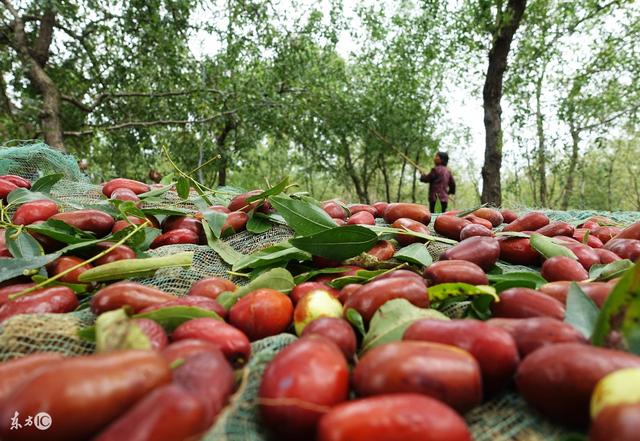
[{"xmin": 188, "ymin": 154, "xmax": 221, "ymax": 175}]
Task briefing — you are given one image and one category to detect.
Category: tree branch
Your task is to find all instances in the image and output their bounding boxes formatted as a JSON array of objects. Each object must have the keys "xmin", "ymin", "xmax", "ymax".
[
  {"xmin": 548, "ymin": 0, "xmax": 623, "ymax": 47},
  {"xmin": 0, "ymin": 69, "xmax": 17, "ymax": 117},
  {"xmin": 61, "ymin": 88, "xmax": 227, "ymax": 113},
  {"xmin": 63, "ymin": 109, "xmax": 238, "ymax": 137},
  {"xmin": 1, "ymin": 0, "xmax": 53, "ymax": 86},
  {"xmin": 577, "ymin": 104, "xmax": 640, "ymax": 133},
  {"xmin": 30, "ymin": 9, "xmax": 55, "ymax": 66}
]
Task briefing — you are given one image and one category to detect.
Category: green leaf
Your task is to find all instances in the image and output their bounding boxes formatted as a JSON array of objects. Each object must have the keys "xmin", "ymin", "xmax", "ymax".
[
  {"xmin": 494, "ymin": 231, "xmax": 530, "ymax": 238},
  {"xmin": 589, "ymin": 260, "xmax": 634, "ymax": 281},
  {"xmin": 78, "ymin": 252, "xmax": 193, "ymax": 282},
  {"xmin": 5, "ymin": 227, "xmax": 44, "ymax": 258},
  {"xmin": 327, "ymin": 268, "xmax": 391, "ymax": 289},
  {"xmin": 189, "ymin": 181, "xmax": 213, "ymax": 206},
  {"xmin": 530, "ymin": 233, "xmax": 578, "ymax": 260},
  {"xmin": 246, "ymin": 212, "xmax": 273, "ymax": 234},
  {"xmin": 487, "ymin": 271, "xmax": 547, "ymax": 292},
  {"xmin": 245, "ymin": 266, "xmax": 277, "ymax": 280},
  {"xmin": 268, "ymin": 194, "xmax": 335, "ymax": 236},
  {"xmin": 246, "ymin": 177, "xmax": 289, "ymax": 202},
  {"xmin": 142, "ymin": 207, "xmax": 191, "ymax": 216},
  {"xmin": 209, "ymin": 238, "xmax": 244, "ymax": 265},
  {"xmin": 31, "ymin": 173, "xmax": 64, "ymax": 193},
  {"xmin": 0, "ymin": 252, "xmax": 61, "ymax": 283},
  {"xmin": 82, "ymin": 202, "xmax": 119, "ymax": 218},
  {"xmin": 159, "ymin": 173, "xmax": 175, "ymax": 185},
  {"xmin": 293, "ymin": 267, "xmax": 349, "ymax": 284},
  {"xmin": 366, "ymin": 225, "xmax": 457, "ymax": 245},
  {"xmin": 434, "ymin": 197, "xmax": 442, "ymax": 214},
  {"xmin": 261, "ymin": 212, "xmax": 287, "ymax": 225},
  {"xmin": 467, "ymin": 295, "xmax": 495, "ymax": 320},
  {"xmin": 77, "ymin": 325, "xmax": 96, "ymax": 341},
  {"xmin": 394, "ymin": 243, "xmax": 432, "ymax": 266},
  {"xmin": 201, "ymin": 210, "xmax": 228, "ymax": 239},
  {"xmin": 455, "ymin": 204, "xmax": 487, "ymax": 218},
  {"xmin": 592, "ymin": 260, "xmax": 640, "ymax": 354},
  {"xmin": 361, "ymin": 299, "xmax": 448, "ymax": 353},
  {"xmin": 95, "ymin": 309, "xmax": 151, "ymax": 352},
  {"xmin": 231, "ymin": 241, "xmax": 311, "ymax": 272},
  {"xmin": 234, "ymin": 267, "xmax": 295, "ymax": 296},
  {"xmin": 218, "ymin": 268, "xmax": 295, "ymax": 309},
  {"xmin": 126, "ymin": 227, "xmax": 161, "ymax": 253},
  {"xmin": 428, "ymin": 283, "xmax": 498, "ymax": 302},
  {"xmin": 7, "ymin": 188, "xmax": 54, "ymax": 205},
  {"xmin": 138, "ymin": 184, "xmax": 173, "ymax": 199},
  {"xmin": 565, "ymin": 283, "xmax": 600, "ymax": 339},
  {"xmin": 290, "ymin": 225, "xmax": 378, "ymax": 261},
  {"xmin": 134, "ymin": 306, "xmax": 222, "ymax": 332},
  {"xmin": 26, "ymin": 219, "xmax": 95, "ymax": 244},
  {"xmin": 491, "ymin": 261, "xmax": 540, "ymax": 274},
  {"xmin": 345, "ymin": 308, "xmax": 366, "ymax": 337},
  {"xmin": 111, "ymin": 200, "xmax": 146, "ymax": 221},
  {"xmin": 202, "ymin": 218, "xmax": 244, "ymax": 265},
  {"xmin": 176, "ymin": 177, "xmax": 190, "ymax": 199}
]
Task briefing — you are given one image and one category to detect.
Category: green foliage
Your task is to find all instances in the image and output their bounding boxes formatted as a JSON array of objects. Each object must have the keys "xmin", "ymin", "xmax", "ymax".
[{"xmin": 1, "ymin": 1, "xmax": 639, "ymax": 208}]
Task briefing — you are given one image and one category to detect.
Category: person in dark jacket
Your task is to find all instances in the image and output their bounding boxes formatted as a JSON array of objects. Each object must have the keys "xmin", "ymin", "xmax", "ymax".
[{"xmin": 420, "ymin": 151, "xmax": 456, "ymax": 213}]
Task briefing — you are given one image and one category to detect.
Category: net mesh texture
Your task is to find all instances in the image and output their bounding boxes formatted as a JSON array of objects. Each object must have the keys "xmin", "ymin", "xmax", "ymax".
[{"xmin": 2, "ymin": 143, "xmax": 640, "ymax": 440}]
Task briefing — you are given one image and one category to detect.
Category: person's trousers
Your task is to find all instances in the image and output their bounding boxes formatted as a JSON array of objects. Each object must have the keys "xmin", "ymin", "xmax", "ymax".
[{"xmin": 429, "ymin": 200, "xmax": 448, "ymax": 213}]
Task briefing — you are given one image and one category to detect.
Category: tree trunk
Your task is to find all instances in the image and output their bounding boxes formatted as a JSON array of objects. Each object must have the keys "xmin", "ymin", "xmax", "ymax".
[
  {"xmin": 579, "ymin": 160, "xmax": 586, "ymax": 209},
  {"xmin": 3, "ymin": 6, "xmax": 65, "ymax": 150},
  {"xmin": 0, "ymin": 73, "xmax": 16, "ymax": 117},
  {"xmin": 481, "ymin": 0, "xmax": 528, "ymax": 206},
  {"xmin": 217, "ymin": 159, "xmax": 227, "ymax": 186},
  {"xmin": 342, "ymin": 140, "xmax": 367, "ymax": 203},
  {"xmin": 396, "ymin": 147, "xmax": 409, "ymax": 202},
  {"xmin": 215, "ymin": 119, "xmax": 235, "ymax": 186},
  {"xmin": 380, "ymin": 156, "xmax": 391, "ymax": 203},
  {"xmin": 561, "ymin": 125, "xmax": 580, "ymax": 210},
  {"xmin": 197, "ymin": 143, "xmax": 205, "ymax": 183},
  {"xmin": 524, "ymin": 148, "xmax": 538, "ymax": 206},
  {"xmin": 605, "ymin": 147, "xmax": 616, "ymax": 211},
  {"xmin": 0, "ymin": 72, "xmax": 17, "ymax": 139},
  {"xmin": 411, "ymin": 148, "xmax": 421, "ymax": 203},
  {"xmin": 535, "ymin": 68, "xmax": 547, "ymax": 206},
  {"xmin": 360, "ymin": 144, "xmax": 371, "ymax": 204},
  {"xmin": 630, "ymin": 166, "xmax": 640, "ymax": 210}
]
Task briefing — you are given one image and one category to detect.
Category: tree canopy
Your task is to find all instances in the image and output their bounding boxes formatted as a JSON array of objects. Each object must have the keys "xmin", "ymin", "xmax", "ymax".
[{"xmin": 1, "ymin": 0, "xmax": 639, "ymax": 210}]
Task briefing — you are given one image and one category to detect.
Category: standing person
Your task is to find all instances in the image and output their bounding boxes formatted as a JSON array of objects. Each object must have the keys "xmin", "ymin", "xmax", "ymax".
[{"xmin": 420, "ymin": 151, "xmax": 456, "ymax": 213}]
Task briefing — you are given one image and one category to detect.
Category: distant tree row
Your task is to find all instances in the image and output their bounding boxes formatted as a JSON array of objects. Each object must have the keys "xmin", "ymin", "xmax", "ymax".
[{"xmin": 1, "ymin": 0, "xmax": 638, "ymax": 210}]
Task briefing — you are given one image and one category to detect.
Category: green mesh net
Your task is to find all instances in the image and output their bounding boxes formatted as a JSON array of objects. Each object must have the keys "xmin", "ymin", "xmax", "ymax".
[
  {"xmin": 0, "ymin": 309, "xmax": 95, "ymax": 362},
  {"xmin": 0, "ymin": 141, "xmax": 87, "ymax": 182},
  {"xmin": 1, "ymin": 142, "xmax": 639, "ymax": 440}
]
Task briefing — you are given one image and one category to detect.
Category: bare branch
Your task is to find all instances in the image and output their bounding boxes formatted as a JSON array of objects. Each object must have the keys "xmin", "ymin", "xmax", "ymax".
[
  {"xmin": 63, "ymin": 109, "xmax": 238, "ymax": 137},
  {"xmin": 61, "ymin": 88, "xmax": 227, "ymax": 113}
]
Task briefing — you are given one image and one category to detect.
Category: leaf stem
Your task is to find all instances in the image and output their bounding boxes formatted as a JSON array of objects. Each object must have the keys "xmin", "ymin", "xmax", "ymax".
[
  {"xmin": 188, "ymin": 154, "xmax": 221, "ymax": 175},
  {"xmin": 162, "ymin": 145, "xmax": 214, "ymax": 204},
  {"xmin": 226, "ymin": 271, "xmax": 251, "ymax": 278}
]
